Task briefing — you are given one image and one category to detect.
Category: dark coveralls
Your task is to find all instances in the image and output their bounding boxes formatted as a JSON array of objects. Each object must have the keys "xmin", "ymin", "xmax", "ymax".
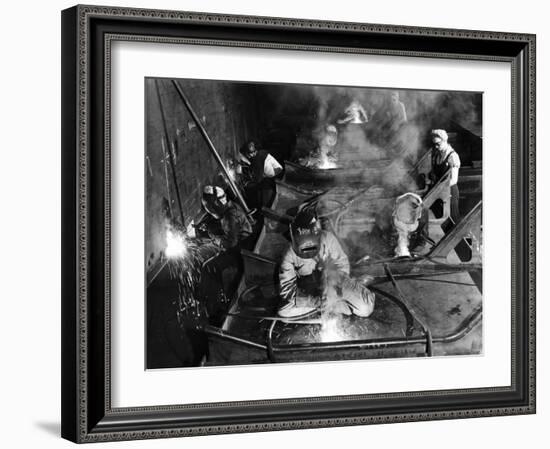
[
  {"xmin": 198, "ymin": 202, "xmax": 253, "ymax": 326},
  {"xmin": 430, "ymin": 148, "xmax": 460, "ymax": 222},
  {"xmin": 242, "ymin": 150, "xmax": 277, "ymax": 209}
]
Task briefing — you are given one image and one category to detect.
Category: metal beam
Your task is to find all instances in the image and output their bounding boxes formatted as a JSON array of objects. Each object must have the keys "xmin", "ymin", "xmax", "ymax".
[
  {"xmin": 171, "ymin": 79, "xmax": 252, "ymax": 216},
  {"xmin": 383, "ymin": 263, "xmax": 433, "ymax": 356},
  {"xmin": 428, "ymin": 201, "xmax": 482, "ymax": 262},
  {"xmin": 154, "ymin": 80, "xmax": 186, "ymax": 227},
  {"xmin": 422, "ymin": 170, "xmax": 452, "ymax": 224}
]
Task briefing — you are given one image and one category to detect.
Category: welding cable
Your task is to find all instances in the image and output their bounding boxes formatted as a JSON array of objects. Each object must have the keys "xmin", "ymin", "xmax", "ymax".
[
  {"xmin": 314, "ymin": 185, "xmax": 380, "ymax": 230},
  {"xmin": 226, "ymin": 307, "xmax": 322, "ymax": 323},
  {"xmin": 383, "ymin": 263, "xmax": 433, "ymax": 356},
  {"xmin": 352, "ymin": 253, "xmax": 481, "ymax": 271},
  {"xmin": 353, "ymin": 253, "xmax": 427, "ymax": 267},
  {"xmin": 369, "ymin": 286, "xmax": 415, "ymax": 337},
  {"xmin": 275, "ymin": 180, "xmax": 327, "ymax": 197},
  {"xmin": 367, "ymin": 270, "xmax": 478, "ymax": 285},
  {"xmin": 203, "ymin": 326, "xmax": 268, "ymax": 350},
  {"xmin": 267, "ymin": 319, "xmax": 277, "ymax": 362},
  {"xmin": 265, "ymin": 301, "xmax": 344, "ymax": 362},
  {"xmin": 330, "ymin": 185, "xmax": 383, "ymax": 230},
  {"xmin": 316, "ymin": 198, "xmax": 348, "ymax": 218},
  {"xmin": 419, "ymin": 233, "xmax": 437, "ymax": 247},
  {"xmin": 401, "ymin": 277, "xmax": 478, "ymax": 287},
  {"xmin": 226, "ymin": 311, "xmax": 323, "ymax": 325}
]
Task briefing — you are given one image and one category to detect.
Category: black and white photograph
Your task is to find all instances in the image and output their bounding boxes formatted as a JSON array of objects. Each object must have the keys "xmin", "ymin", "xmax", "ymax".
[{"xmin": 145, "ymin": 78, "xmax": 483, "ymax": 369}]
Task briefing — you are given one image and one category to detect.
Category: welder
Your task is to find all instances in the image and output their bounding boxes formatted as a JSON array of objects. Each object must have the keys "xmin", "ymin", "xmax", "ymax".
[
  {"xmin": 277, "ymin": 207, "xmax": 375, "ymax": 318},
  {"xmin": 377, "ymin": 91, "xmax": 407, "ymax": 132},
  {"xmin": 428, "ymin": 129, "xmax": 461, "ymax": 222},
  {"xmin": 392, "ymin": 192, "xmax": 429, "ymax": 257},
  {"xmin": 299, "ymin": 124, "xmax": 339, "ymax": 169},
  {"xmin": 197, "ymin": 185, "xmax": 253, "ymax": 325},
  {"xmin": 368, "ymin": 91, "xmax": 408, "ymax": 153},
  {"xmin": 337, "ymin": 99, "xmax": 369, "ymax": 124},
  {"xmin": 238, "ymin": 140, "xmax": 283, "ymax": 209}
]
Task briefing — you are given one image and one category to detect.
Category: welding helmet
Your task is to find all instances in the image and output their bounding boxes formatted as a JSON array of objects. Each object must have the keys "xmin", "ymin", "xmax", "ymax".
[
  {"xmin": 290, "ymin": 207, "xmax": 322, "ymax": 259},
  {"xmin": 324, "ymin": 125, "xmax": 338, "ymax": 147},
  {"xmin": 239, "ymin": 140, "xmax": 258, "ymax": 161},
  {"xmin": 393, "ymin": 193, "xmax": 423, "ymax": 224},
  {"xmin": 201, "ymin": 185, "xmax": 229, "ymax": 219}
]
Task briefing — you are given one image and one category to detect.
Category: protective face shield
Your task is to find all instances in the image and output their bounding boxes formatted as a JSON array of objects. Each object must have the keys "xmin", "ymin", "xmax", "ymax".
[
  {"xmin": 344, "ymin": 101, "xmax": 367, "ymax": 124},
  {"xmin": 242, "ymin": 141, "xmax": 258, "ymax": 160},
  {"xmin": 290, "ymin": 208, "xmax": 322, "ymax": 259},
  {"xmin": 201, "ymin": 185, "xmax": 228, "ymax": 219}
]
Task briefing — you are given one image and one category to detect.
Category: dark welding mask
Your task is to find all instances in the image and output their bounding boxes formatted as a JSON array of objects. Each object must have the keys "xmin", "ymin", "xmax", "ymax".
[
  {"xmin": 201, "ymin": 185, "xmax": 229, "ymax": 219},
  {"xmin": 239, "ymin": 140, "xmax": 258, "ymax": 162},
  {"xmin": 290, "ymin": 208, "xmax": 322, "ymax": 259}
]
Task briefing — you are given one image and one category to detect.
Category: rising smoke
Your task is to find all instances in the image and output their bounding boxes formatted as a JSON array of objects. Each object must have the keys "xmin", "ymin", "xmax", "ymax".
[{"xmin": 290, "ymin": 85, "xmax": 482, "ymax": 264}]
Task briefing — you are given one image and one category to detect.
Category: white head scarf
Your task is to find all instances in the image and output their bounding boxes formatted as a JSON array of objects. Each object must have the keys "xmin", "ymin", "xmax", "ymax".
[{"xmin": 431, "ymin": 129, "xmax": 449, "ymax": 142}]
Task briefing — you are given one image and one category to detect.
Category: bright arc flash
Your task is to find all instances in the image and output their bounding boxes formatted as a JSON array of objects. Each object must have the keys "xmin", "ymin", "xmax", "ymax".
[
  {"xmin": 318, "ymin": 152, "xmax": 337, "ymax": 170},
  {"xmin": 319, "ymin": 316, "xmax": 346, "ymax": 343},
  {"xmin": 227, "ymin": 166, "xmax": 237, "ymax": 181},
  {"xmin": 165, "ymin": 228, "xmax": 188, "ymax": 259}
]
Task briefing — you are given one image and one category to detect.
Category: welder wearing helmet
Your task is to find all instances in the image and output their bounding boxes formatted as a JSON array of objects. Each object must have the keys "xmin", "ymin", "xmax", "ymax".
[
  {"xmin": 198, "ymin": 185, "xmax": 253, "ymax": 325},
  {"xmin": 299, "ymin": 125, "xmax": 339, "ymax": 169},
  {"xmin": 392, "ymin": 192, "xmax": 429, "ymax": 257},
  {"xmin": 238, "ymin": 140, "xmax": 283, "ymax": 209},
  {"xmin": 428, "ymin": 129, "xmax": 461, "ymax": 222},
  {"xmin": 337, "ymin": 100, "xmax": 369, "ymax": 124},
  {"xmin": 277, "ymin": 207, "xmax": 374, "ymax": 318},
  {"xmin": 200, "ymin": 185, "xmax": 253, "ymax": 250}
]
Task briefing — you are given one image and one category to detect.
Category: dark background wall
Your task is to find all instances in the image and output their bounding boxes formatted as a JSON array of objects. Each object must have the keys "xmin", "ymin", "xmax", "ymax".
[{"xmin": 145, "ymin": 78, "xmax": 263, "ymax": 269}]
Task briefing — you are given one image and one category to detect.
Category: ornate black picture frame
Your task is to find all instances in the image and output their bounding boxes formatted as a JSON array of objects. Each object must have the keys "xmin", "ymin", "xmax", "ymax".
[{"xmin": 61, "ymin": 4, "xmax": 536, "ymax": 443}]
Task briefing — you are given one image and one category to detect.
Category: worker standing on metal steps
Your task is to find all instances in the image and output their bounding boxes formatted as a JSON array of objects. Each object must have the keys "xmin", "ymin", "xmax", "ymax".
[
  {"xmin": 277, "ymin": 207, "xmax": 375, "ymax": 318},
  {"xmin": 428, "ymin": 129, "xmax": 461, "ymax": 222},
  {"xmin": 197, "ymin": 185, "xmax": 254, "ymax": 326}
]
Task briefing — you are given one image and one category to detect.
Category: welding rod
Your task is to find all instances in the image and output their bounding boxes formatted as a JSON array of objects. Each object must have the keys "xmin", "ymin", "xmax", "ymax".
[
  {"xmin": 155, "ymin": 80, "xmax": 186, "ymax": 227},
  {"xmin": 171, "ymin": 79, "xmax": 252, "ymax": 216}
]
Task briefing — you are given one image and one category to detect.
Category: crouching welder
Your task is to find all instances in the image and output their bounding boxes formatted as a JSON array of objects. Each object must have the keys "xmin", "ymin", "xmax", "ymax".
[
  {"xmin": 277, "ymin": 208, "xmax": 375, "ymax": 318},
  {"xmin": 238, "ymin": 140, "xmax": 283, "ymax": 209},
  {"xmin": 197, "ymin": 185, "xmax": 253, "ymax": 326},
  {"xmin": 392, "ymin": 192, "xmax": 429, "ymax": 257}
]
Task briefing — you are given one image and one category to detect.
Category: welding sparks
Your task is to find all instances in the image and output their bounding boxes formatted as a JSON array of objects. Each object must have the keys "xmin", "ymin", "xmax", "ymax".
[
  {"xmin": 165, "ymin": 227, "xmax": 188, "ymax": 259},
  {"xmin": 319, "ymin": 315, "xmax": 347, "ymax": 342},
  {"xmin": 317, "ymin": 152, "xmax": 337, "ymax": 169},
  {"xmin": 163, "ymin": 223, "xmax": 220, "ymax": 327},
  {"xmin": 227, "ymin": 166, "xmax": 237, "ymax": 182}
]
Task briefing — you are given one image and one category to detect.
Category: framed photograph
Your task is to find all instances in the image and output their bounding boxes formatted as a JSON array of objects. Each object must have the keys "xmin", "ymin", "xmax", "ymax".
[{"xmin": 61, "ymin": 4, "xmax": 536, "ymax": 443}]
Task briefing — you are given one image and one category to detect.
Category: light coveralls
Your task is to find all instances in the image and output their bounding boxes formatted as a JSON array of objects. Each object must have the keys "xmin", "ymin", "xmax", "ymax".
[{"xmin": 278, "ymin": 231, "xmax": 374, "ymax": 317}]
